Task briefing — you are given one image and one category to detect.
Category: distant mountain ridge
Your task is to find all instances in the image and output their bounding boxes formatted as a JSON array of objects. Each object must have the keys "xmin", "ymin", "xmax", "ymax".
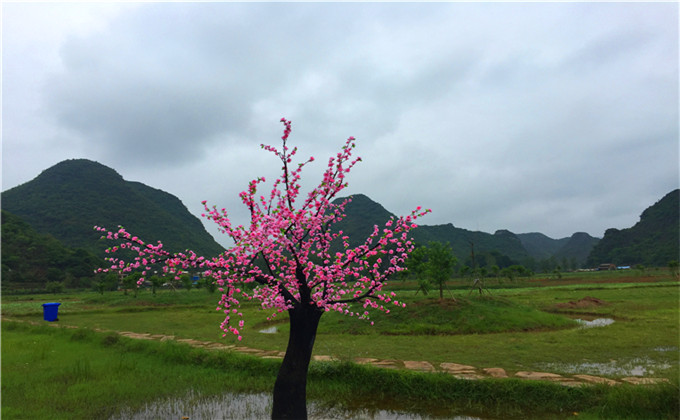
[
  {"xmin": 334, "ymin": 194, "xmax": 599, "ymax": 269},
  {"xmin": 1, "ymin": 159, "xmax": 225, "ymax": 257}
]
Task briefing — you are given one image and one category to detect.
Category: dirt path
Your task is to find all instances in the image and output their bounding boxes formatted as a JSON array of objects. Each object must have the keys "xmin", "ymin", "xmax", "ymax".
[{"xmin": 8, "ymin": 319, "xmax": 670, "ymax": 387}]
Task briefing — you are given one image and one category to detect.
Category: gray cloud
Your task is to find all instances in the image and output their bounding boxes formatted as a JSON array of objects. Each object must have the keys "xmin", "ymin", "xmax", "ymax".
[{"xmin": 3, "ymin": 2, "xmax": 678, "ymax": 245}]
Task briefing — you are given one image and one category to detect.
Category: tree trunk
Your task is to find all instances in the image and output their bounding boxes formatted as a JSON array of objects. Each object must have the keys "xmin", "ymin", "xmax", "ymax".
[{"xmin": 271, "ymin": 304, "xmax": 323, "ymax": 420}]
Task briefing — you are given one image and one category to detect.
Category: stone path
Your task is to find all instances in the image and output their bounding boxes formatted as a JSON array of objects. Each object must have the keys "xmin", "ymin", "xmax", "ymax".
[
  {"xmin": 8, "ymin": 319, "xmax": 670, "ymax": 387},
  {"xmin": 112, "ymin": 330, "xmax": 669, "ymax": 387}
]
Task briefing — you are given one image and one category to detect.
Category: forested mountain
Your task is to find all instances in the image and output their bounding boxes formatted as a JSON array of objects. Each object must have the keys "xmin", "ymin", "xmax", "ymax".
[
  {"xmin": 1, "ymin": 210, "xmax": 99, "ymax": 290},
  {"xmin": 586, "ymin": 189, "xmax": 679, "ymax": 267},
  {"xmin": 1, "ymin": 159, "xmax": 225, "ymax": 257}
]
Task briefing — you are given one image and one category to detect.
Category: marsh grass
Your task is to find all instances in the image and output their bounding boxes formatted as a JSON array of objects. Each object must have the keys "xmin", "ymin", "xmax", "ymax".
[{"xmin": 3, "ymin": 321, "xmax": 677, "ymax": 419}]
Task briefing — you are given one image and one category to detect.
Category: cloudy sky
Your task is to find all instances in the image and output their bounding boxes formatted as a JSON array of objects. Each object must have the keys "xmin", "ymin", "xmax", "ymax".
[{"xmin": 3, "ymin": 2, "xmax": 678, "ymax": 248}]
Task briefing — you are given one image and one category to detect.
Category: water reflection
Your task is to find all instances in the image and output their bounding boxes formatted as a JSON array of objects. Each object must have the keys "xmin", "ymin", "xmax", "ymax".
[{"xmin": 111, "ymin": 391, "xmax": 482, "ymax": 420}]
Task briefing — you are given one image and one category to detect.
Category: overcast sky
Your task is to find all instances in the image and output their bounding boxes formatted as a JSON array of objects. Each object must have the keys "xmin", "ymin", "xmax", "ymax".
[{"xmin": 3, "ymin": 2, "xmax": 678, "ymax": 248}]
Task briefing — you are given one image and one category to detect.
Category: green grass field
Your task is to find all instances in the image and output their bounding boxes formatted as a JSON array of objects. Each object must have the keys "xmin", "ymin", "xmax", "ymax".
[{"xmin": 2, "ymin": 271, "xmax": 679, "ymax": 419}]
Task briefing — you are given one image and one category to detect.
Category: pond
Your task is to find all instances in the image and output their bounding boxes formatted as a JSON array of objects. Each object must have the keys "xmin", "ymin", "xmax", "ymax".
[
  {"xmin": 258, "ymin": 326, "xmax": 278, "ymax": 334},
  {"xmin": 110, "ymin": 391, "xmax": 483, "ymax": 420},
  {"xmin": 574, "ymin": 318, "xmax": 615, "ymax": 328}
]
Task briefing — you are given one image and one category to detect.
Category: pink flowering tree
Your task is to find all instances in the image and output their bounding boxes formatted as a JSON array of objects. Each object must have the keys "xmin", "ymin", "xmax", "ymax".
[{"xmin": 95, "ymin": 119, "xmax": 429, "ymax": 419}]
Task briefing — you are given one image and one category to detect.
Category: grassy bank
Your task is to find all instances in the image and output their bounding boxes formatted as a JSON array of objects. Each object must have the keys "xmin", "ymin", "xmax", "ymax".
[
  {"xmin": 2, "ymin": 320, "xmax": 677, "ymax": 419},
  {"xmin": 3, "ymin": 273, "xmax": 678, "ymax": 418}
]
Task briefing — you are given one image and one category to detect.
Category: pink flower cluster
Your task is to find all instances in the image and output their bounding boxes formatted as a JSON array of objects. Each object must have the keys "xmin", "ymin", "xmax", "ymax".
[{"xmin": 95, "ymin": 118, "xmax": 430, "ymax": 341}]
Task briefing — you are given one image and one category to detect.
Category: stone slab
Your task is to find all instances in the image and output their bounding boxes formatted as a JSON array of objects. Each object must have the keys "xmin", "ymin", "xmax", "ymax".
[
  {"xmin": 404, "ymin": 361, "xmax": 435, "ymax": 372},
  {"xmin": 354, "ymin": 358, "xmax": 379, "ymax": 364},
  {"xmin": 483, "ymin": 367, "xmax": 508, "ymax": 378},
  {"xmin": 573, "ymin": 374, "xmax": 619, "ymax": 386},
  {"xmin": 515, "ymin": 371, "xmax": 564, "ymax": 381},
  {"xmin": 440, "ymin": 362, "xmax": 476, "ymax": 373}
]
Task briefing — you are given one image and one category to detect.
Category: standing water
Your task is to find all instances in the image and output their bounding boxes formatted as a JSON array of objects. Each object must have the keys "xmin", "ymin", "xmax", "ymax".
[{"xmin": 110, "ymin": 391, "xmax": 482, "ymax": 420}]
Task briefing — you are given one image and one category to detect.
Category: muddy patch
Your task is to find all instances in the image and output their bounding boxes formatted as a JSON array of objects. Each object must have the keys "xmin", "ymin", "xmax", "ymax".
[{"xmin": 555, "ymin": 296, "xmax": 608, "ymax": 309}]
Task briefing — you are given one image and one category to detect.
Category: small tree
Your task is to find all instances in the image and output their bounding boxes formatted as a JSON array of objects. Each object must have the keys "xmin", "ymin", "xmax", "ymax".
[
  {"xmin": 45, "ymin": 281, "xmax": 64, "ymax": 294},
  {"xmin": 122, "ymin": 272, "xmax": 142, "ymax": 297},
  {"xmin": 149, "ymin": 275, "xmax": 164, "ymax": 295},
  {"xmin": 407, "ymin": 246, "xmax": 430, "ymax": 295},
  {"xmin": 424, "ymin": 241, "xmax": 457, "ymax": 299},
  {"xmin": 180, "ymin": 274, "xmax": 193, "ymax": 291},
  {"xmin": 95, "ymin": 119, "xmax": 428, "ymax": 419},
  {"xmin": 669, "ymin": 260, "xmax": 679, "ymax": 278}
]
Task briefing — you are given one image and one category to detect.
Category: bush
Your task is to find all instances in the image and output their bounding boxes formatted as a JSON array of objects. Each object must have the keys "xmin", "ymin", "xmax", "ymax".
[{"xmin": 45, "ymin": 281, "xmax": 64, "ymax": 294}]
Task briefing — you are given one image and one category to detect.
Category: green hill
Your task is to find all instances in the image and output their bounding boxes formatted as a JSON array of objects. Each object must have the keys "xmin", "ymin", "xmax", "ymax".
[
  {"xmin": 586, "ymin": 189, "xmax": 679, "ymax": 267},
  {"xmin": 1, "ymin": 159, "xmax": 225, "ymax": 257}
]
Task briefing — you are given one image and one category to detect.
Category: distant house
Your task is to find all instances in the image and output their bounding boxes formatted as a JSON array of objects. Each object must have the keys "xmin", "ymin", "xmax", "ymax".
[{"xmin": 598, "ymin": 263, "xmax": 617, "ymax": 271}]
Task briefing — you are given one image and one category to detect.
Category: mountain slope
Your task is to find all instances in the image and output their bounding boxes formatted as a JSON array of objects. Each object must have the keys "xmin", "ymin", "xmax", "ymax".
[
  {"xmin": 586, "ymin": 189, "xmax": 679, "ymax": 267},
  {"xmin": 1, "ymin": 159, "xmax": 225, "ymax": 257}
]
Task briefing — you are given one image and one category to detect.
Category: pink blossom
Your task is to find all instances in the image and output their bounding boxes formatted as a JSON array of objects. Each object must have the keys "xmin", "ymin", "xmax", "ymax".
[{"xmin": 92, "ymin": 118, "xmax": 430, "ymax": 340}]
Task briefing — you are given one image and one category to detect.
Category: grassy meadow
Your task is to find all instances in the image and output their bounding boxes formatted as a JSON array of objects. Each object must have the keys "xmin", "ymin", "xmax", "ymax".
[{"xmin": 2, "ymin": 270, "xmax": 678, "ymax": 419}]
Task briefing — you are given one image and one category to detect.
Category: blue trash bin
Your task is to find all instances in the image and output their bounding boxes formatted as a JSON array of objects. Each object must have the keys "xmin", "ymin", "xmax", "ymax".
[{"xmin": 42, "ymin": 302, "xmax": 61, "ymax": 322}]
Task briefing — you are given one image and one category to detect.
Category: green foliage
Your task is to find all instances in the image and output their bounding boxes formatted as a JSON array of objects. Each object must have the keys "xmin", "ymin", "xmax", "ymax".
[
  {"xmin": 587, "ymin": 189, "xmax": 679, "ymax": 267},
  {"xmin": 1, "ymin": 210, "xmax": 100, "ymax": 292},
  {"xmin": 122, "ymin": 272, "xmax": 142, "ymax": 297},
  {"xmin": 45, "ymin": 281, "xmax": 65, "ymax": 294}
]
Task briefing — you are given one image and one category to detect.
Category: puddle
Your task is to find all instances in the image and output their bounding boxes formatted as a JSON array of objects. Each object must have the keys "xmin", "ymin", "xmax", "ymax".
[
  {"xmin": 654, "ymin": 346, "xmax": 678, "ymax": 352},
  {"xmin": 111, "ymin": 391, "xmax": 482, "ymax": 420},
  {"xmin": 258, "ymin": 326, "xmax": 278, "ymax": 334},
  {"xmin": 574, "ymin": 318, "xmax": 615, "ymax": 328},
  {"xmin": 540, "ymin": 357, "xmax": 673, "ymax": 377}
]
